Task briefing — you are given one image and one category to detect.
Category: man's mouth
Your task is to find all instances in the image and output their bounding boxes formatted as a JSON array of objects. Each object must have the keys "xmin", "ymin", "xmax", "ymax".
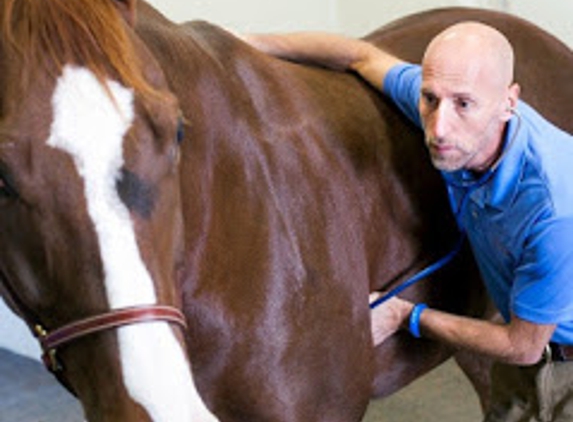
[{"xmin": 429, "ymin": 143, "xmax": 455, "ymax": 154}]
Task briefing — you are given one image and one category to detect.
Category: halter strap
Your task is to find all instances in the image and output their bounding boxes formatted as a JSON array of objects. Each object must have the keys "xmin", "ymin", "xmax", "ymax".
[
  {"xmin": 1, "ymin": 271, "xmax": 188, "ymax": 395},
  {"xmin": 35, "ymin": 305, "xmax": 188, "ymax": 373}
]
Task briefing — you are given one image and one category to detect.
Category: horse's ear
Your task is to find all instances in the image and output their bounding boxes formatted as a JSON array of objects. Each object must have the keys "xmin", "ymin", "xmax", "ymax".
[{"xmin": 113, "ymin": 0, "xmax": 137, "ymax": 26}]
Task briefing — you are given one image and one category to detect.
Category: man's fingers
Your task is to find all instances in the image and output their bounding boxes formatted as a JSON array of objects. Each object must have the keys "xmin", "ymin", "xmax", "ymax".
[{"xmin": 369, "ymin": 292, "xmax": 381, "ymax": 304}]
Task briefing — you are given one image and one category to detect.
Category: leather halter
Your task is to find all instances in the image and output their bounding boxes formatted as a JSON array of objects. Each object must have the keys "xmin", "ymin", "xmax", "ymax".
[
  {"xmin": 31, "ymin": 304, "xmax": 188, "ymax": 396},
  {"xmin": 35, "ymin": 305, "xmax": 188, "ymax": 372},
  {"xmin": 1, "ymin": 271, "xmax": 188, "ymax": 395}
]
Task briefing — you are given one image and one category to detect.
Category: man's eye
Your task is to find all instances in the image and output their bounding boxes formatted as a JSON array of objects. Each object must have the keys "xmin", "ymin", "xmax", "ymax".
[
  {"xmin": 422, "ymin": 92, "xmax": 437, "ymax": 107},
  {"xmin": 456, "ymin": 98, "xmax": 473, "ymax": 110}
]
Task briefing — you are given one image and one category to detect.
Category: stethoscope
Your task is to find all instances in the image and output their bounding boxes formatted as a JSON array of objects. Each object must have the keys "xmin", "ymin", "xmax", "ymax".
[{"xmin": 370, "ymin": 107, "xmax": 522, "ymax": 310}]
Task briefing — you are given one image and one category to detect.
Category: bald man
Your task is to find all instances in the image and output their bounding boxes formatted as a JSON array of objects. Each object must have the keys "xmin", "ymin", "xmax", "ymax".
[{"xmin": 244, "ymin": 22, "xmax": 573, "ymax": 421}]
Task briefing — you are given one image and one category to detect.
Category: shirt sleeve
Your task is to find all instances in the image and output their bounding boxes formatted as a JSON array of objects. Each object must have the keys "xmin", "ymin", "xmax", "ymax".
[
  {"xmin": 511, "ymin": 217, "xmax": 573, "ymax": 326},
  {"xmin": 382, "ymin": 63, "xmax": 423, "ymax": 128}
]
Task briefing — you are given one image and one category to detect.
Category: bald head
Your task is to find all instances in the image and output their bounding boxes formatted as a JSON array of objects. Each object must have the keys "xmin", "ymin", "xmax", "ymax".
[
  {"xmin": 419, "ymin": 22, "xmax": 521, "ymax": 173},
  {"xmin": 423, "ymin": 22, "xmax": 515, "ymax": 89}
]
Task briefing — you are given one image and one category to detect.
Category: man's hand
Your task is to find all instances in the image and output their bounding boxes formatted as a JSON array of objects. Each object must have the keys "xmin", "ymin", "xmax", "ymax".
[{"xmin": 369, "ymin": 293, "xmax": 414, "ymax": 347}]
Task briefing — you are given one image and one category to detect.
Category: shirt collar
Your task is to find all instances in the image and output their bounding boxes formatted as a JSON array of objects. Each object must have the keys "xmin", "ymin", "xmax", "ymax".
[{"xmin": 487, "ymin": 110, "xmax": 526, "ymax": 210}]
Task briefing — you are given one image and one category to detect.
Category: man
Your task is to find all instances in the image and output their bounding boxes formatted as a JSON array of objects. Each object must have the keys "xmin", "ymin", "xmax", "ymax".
[{"xmin": 244, "ymin": 22, "xmax": 573, "ymax": 421}]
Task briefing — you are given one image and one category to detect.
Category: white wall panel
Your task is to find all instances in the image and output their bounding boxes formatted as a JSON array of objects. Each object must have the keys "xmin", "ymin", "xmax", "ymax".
[
  {"xmin": 146, "ymin": 0, "xmax": 339, "ymax": 32},
  {"xmin": 337, "ymin": 0, "xmax": 505, "ymax": 36},
  {"xmin": 145, "ymin": 0, "xmax": 571, "ymax": 46},
  {"xmin": 507, "ymin": 2, "xmax": 573, "ymax": 47},
  {"xmin": 0, "ymin": 299, "xmax": 40, "ymax": 359}
]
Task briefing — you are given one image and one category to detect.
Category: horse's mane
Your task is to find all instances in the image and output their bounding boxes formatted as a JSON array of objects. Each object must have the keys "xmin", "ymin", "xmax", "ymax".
[{"xmin": 2, "ymin": 0, "xmax": 155, "ymax": 97}]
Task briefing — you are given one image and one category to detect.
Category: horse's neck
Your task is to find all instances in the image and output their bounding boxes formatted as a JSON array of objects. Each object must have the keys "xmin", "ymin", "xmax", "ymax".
[{"xmin": 134, "ymin": 5, "xmax": 235, "ymax": 92}]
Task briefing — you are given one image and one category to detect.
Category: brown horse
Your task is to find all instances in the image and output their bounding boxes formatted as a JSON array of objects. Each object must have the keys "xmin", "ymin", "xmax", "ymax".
[{"xmin": 1, "ymin": 1, "xmax": 572, "ymax": 421}]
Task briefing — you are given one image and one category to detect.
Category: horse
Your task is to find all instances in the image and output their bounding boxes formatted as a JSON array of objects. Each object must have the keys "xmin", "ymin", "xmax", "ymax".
[{"xmin": 1, "ymin": 1, "xmax": 572, "ymax": 421}]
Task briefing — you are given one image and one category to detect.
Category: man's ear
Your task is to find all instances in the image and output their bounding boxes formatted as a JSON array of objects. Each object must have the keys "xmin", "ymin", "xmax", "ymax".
[
  {"xmin": 113, "ymin": 0, "xmax": 137, "ymax": 26},
  {"xmin": 502, "ymin": 82, "xmax": 521, "ymax": 122}
]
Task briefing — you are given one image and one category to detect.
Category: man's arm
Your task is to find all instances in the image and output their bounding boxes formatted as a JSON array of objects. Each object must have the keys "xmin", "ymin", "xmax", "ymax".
[
  {"xmin": 242, "ymin": 32, "xmax": 405, "ymax": 92},
  {"xmin": 370, "ymin": 294, "xmax": 556, "ymax": 366}
]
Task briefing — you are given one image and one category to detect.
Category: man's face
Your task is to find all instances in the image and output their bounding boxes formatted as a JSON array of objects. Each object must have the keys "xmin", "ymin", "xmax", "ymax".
[{"xmin": 419, "ymin": 49, "xmax": 507, "ymax": 173}]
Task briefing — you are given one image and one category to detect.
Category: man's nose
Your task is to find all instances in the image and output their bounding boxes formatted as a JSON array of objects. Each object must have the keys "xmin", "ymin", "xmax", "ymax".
[{"xmin": 427, "ymin": 104, "xmax": 451, "ymax": 139}]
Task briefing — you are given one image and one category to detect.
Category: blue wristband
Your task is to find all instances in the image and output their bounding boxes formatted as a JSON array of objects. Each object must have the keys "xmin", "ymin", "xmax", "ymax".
[{"xmin": 409, "ymin": 303, "xmax": 428, "ymax": 338}]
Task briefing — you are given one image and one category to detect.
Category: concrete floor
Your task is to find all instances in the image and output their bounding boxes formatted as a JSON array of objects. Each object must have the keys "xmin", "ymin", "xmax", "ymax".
[
  {"xmin": 0, "ymin": 348, "xmax": 482, "ymax": 422},
  {"xmin": 364, "ymin": 359, "xmax": 482, "ymax": 421}
]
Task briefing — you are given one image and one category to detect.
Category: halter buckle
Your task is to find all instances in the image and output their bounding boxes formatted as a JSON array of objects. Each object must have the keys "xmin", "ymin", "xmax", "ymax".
[
  {"xmin": 34, "ymin": 324, "xmax": 47, "ymax": 338},
  {"xmin": 34, "ymin": 324, "xmax": 63, "ymax": 372},
  {"xmin": 43, "ymin": 349, "xmax": 64, "ymax": 372}
]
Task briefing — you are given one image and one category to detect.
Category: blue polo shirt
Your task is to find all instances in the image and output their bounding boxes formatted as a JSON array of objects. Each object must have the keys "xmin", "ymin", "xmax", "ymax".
[{"xmin": 384, "ymin": 64, "xmax": 573, "ymax": 344}]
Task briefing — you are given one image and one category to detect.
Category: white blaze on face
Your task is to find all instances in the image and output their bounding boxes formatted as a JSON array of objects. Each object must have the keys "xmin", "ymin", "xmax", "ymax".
[{"xmin": 47, "ymin": 66, "xmax": 218, "ymax": 422}]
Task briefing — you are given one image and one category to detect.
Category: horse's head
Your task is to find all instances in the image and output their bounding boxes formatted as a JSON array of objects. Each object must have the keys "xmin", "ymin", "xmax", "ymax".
[{"xmin": 0, "ymin": 1, "xmax": 216, "ymax": 420}]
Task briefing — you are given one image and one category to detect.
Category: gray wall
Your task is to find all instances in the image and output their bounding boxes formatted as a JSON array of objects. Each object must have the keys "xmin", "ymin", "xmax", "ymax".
[{"xmin": 145, "ymin": 0, "xmax": 573, "ymax": 46}]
